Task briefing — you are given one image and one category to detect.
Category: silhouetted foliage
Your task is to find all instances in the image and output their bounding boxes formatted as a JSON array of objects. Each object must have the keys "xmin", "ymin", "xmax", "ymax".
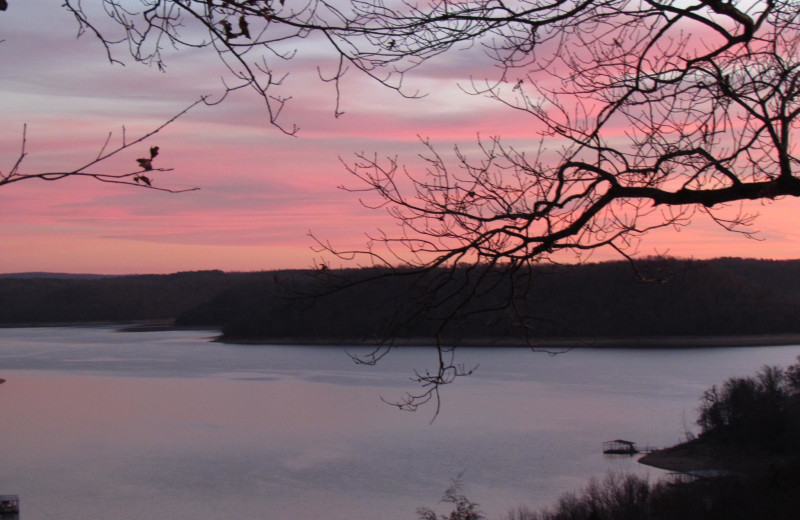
[
  {"xmin": 7, "ymin": 2, "xmax": 800, "ymax": 252},
  {"xmin": 501, "ymin": 466, "xmax": 800, "ymax": 520},
  {"xmin": 48, "ymin": 2, "xmax": 800, "ymax": 279},
  {"xmin": 697, "ymin": 358, "xmax": 800, "ymax": 450},
  {"xmin": 417, "ymin": 476, "xmax": 485, "ymax": 520},
  {"xmin": 0, "ymin": 270, "xmax": 238, "ymax": 324},
  {"xmin": 213, "ymin": 258, "xmax": 800, "ymax": 343},
  {"xmin": 1, "ymin": 101, "xmax": 201, "ymax": 193},
  {"xmin": 298, "ymin": 0, "xmax": 800, "ymax": 351}
]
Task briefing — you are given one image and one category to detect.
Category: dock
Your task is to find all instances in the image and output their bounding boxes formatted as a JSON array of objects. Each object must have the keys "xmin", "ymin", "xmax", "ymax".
[
  {"xmin": 0, "ymin": 495, "xmax": 19, "ymax": 517},
  {"xmin": 603, "ymin": 439, "xmax": 658, "ymax": 455}
]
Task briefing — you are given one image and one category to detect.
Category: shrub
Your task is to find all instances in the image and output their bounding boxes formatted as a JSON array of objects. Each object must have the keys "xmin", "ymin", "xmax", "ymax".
[{"xmin": 417, "ymin": 476, "xmax": 485, "ymax": 520}]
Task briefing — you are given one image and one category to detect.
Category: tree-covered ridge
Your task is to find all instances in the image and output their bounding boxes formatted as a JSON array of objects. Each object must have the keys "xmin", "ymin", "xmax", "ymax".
[
  {"xmin": 0, "ymin": 270, "xmax": 235, "ymax": 324},
  {"xmin": 4, "ymin": 257, "xmax": 800, "ymax": 344},
  {"xmin": 206, "ymin": 257, "xmax": 800, "ymax": 343}
]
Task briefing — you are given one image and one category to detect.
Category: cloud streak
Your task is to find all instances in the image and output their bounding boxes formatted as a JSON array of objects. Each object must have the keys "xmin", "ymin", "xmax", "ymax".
[{"xmin": 1, "ymin": 1, "xmax": 799, "ymax": 274}]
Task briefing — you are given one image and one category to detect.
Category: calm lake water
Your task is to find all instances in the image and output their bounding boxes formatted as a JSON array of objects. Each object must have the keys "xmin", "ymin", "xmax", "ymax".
[{"xmin": 1, "ymin": 327, "xmax": 799, "ymax": 520}]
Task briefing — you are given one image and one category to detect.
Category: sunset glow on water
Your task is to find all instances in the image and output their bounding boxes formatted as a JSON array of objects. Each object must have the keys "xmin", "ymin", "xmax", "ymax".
[{"xmin": 2, "ymin": 328, "xmax": 800, "ymax": 519}]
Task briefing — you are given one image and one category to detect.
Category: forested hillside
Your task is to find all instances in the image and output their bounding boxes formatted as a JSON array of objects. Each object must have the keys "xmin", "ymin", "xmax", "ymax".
[
  {"xmin": 205, "ymin": 258, "xmax": 800, "ymax": 343},
  {"xmin": 3, "ymin": 258, "xmax": 800, "ymax": 344},
  {"xmin": 0, "ymin": 270, "xmax": 241, "ymax": 324}
]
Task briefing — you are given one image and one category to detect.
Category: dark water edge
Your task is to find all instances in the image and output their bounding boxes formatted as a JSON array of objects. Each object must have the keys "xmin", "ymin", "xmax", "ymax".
[
  {"xmin": 5, "ymin": 319, "xmax": 800, "ymax": 349},
  {"xmin": 217, "ymin": 333, "xmax": 800, "ymax": 349},
  {"xmin": 8, "ymin": 319, "xmax": 800, "ymax": 349},
  {"xmin": 0, "ymin": 320, "xmax": 209, "ymax": 332}
]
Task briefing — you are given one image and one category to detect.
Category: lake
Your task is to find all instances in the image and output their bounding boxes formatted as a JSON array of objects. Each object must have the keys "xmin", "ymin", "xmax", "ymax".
[{"xmin": 1, "ymin": 327, "xmax": 798, "ymax": 519}]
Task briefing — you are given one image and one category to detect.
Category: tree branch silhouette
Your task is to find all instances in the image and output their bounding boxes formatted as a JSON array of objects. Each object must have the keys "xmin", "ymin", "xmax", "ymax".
[
  {"xmin": 2, "ymin": 100, "xmax": 203, "ymax": 193},
  {"xmin": 31, "ymin": 1, "xmax": 800, "ymax": 413},
  {"xmin": 307, "ymin": 1, "xmax": 800, "ymax": 412}
]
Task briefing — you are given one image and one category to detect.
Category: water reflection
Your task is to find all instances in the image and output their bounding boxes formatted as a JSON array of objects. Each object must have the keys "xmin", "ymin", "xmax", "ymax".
[{"xmin": 0, "ymin": 327, "xmax": 798, "ymax": 520}]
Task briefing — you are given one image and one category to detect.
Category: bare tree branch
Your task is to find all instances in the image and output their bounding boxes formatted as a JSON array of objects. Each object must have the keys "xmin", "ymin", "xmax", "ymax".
[
  {"xmin": 309, "ymin": 1, "xmax": 800, "ymax": 411},
  {"xmin": 37, "ymin": 1, "xmax": 800, "ymax": 412},
  {"xmin": 2, "ymin": 99, "xmax": 203, "ymax": 193}
]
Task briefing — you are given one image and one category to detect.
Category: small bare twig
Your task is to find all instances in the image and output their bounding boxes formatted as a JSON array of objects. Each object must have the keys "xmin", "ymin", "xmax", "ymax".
[{"xmin": 2, "ymin": 98, "xmax": 204, "ymax": 193}]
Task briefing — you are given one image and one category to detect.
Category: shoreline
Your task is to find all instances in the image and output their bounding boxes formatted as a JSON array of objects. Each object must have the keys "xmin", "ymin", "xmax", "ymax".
[
  {"xmin": 0, "ymin": 320, "xmax": 214, "ymax": 333},
  {"xmin": 638, "ymin": 438, "xmax": 800, "ymax": 475},
  {"xmin": 638, "ymin": 440, "xmax": 727, "ymax": 474},
  {"xmin": 217, "ymin": 333, "xmax": 800, "ymax": 349},
  {"xmin": 3, "ymin": 321, "xmax": 800, "ymax": 349}
]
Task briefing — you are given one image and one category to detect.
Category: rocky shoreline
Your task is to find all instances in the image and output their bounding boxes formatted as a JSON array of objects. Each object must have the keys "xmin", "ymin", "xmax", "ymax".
[{"xmin": 639, "ymin": 438, "xmax": 799, "ymax": 475}]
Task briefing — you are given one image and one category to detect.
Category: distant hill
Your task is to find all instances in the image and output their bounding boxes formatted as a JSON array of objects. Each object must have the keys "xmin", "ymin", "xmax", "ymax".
[
  {"xmin": 0, "ymin": 270, "xmax": 241, "ymax": 325},
  {"xmin": 199, "ymin": 257, "xmax": 800, "ymax": 343},
  {"xmin": 4, "ymin": 258, "xmax": 800, "ymax": 345},
  {"xmin": 0, "ymin": 272, "xmax": 113, "ymax": 280}
]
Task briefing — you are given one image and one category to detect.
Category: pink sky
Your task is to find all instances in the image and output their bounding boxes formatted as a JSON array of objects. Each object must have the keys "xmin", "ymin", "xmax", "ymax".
[{"xmin": 1, "ymin": 2, "xmax": 799, "ymax": 275}]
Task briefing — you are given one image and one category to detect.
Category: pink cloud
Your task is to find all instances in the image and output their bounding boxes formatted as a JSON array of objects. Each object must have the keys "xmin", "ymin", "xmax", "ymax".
[{"xmin": 2, "ymin": 2, "xmax": 799, "ymax": 275}]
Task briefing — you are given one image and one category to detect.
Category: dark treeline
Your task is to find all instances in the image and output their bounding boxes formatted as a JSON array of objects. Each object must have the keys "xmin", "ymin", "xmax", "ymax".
[
  {"xmin": 0, "ymin": 270, "xmax": 243, "ymax": 324},
  {"xmin": 4, "ymin": 258, "xmax": 800, "ymax": 343},
  {"xmin": 196, "ymin": 257, "xmax": 800, "ymax": 342},
  {"xmin": 501, "ymin": 465, "xmax": 800, "ymax": 520},
  {"xmin": 697, "ymin": 362, "xmax": 800, "ymax": 450}
]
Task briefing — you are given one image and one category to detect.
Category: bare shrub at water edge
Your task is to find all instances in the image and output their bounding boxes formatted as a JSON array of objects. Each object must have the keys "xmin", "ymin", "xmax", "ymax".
[
  {"xmin": 504, "ymin": 472, "xmax": 652, "ymax": 520},
  {"xmin": 417, "ymin": 475, "xmax": 485, "ymax": 520},
  {"xmin": 498, "ymin": 468, "xmax": 800, "ymax": 520}
]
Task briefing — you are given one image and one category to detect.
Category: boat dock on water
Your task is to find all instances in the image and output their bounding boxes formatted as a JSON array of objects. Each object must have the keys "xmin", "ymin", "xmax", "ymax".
[
  {"xmin": 0, "ymin": 495, "xmax": 19, "ymax": 518},
  {"xmin": 603, "ymin": 439, "xmax": 657, "ymax": 455}
]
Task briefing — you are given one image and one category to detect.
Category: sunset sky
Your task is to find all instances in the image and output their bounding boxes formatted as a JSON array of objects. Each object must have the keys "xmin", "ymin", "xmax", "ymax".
[{"xmin": 2, "ymin": 1, "xmax": 799, "ymax": 275}]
